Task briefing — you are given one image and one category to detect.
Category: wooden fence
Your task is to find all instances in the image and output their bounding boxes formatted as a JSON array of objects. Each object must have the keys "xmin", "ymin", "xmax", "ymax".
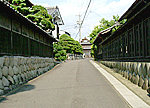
[
  {"xmin": 0, "ymin": 1, "xmax": 56, "ymax": 57},
  {"xmin": 101, "ymin": 17, "xmax": 150, "ymax": 62}
]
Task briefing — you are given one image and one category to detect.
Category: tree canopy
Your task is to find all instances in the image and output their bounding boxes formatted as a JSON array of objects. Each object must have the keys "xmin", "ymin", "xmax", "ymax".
[
  {"xmin": 89, "ymin": 15, "xmax": 120, "ymax": 43},
  {"xmin": 89, "ymin": 15, "xmax": 126, "ymax": 59},
  {"xmin": 59, "ymin": 34, "xmax": 83, "ymax": 54},
  {"xmin": 53, "ymin": 34, "xmax": 83, "ymax": 61},
  {"xmin": 53, "ymin": 43, "xmax": 67, "ymax": 61},
  {"xmin": 10, "ymin": 0, "xmax": 55, "ymax": 31}
]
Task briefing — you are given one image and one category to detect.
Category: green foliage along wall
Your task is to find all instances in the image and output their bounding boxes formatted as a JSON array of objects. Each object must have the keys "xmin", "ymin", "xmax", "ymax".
[
  {"xmin": 10, "ymin": 0, "xmax": 55, "ymax": 31},
  {"xmin": 89, "ymin": 15, "xmax": 126, "ymax": 60},
  {"xmin": 53, "ymin": 43, "xmax": 67, "ymax": 61}
]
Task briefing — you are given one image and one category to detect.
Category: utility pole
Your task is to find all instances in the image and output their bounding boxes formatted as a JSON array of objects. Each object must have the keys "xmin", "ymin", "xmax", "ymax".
[{"xmin": 77, "ymin": 14, "xmax": 81, "ymax": 43}]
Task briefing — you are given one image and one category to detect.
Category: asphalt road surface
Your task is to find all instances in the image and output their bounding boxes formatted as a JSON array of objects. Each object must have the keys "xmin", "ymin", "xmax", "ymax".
[{"xmin": 0, "ymin": 59, "xmax": 129, "ymax": 108}]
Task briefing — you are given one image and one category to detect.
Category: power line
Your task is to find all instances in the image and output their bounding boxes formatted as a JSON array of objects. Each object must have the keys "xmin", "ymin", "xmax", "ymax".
[
  {"xmin": 81, "ymin": 0, "xmax": 92, "ymax": 26},
  {"xmin": 84, "ymin": 0, "xmax": 95, "ymax": 21},
  {"xmin": 62, "ymin": 26, "xmax": 77, "ymax": 30},
  {"xmin": 91, "ymin": 11, "xmax": 102, "ymax": 18},
  {"xmin": 61, "ymin": 24, "xmax": 77, "ymax": 29},
  {"xmin": 79, "ymin": 0, "xmax": 86, "ymax": 14},
  {"xmin": 75, "ymin": 0, "xmax": 92, "ymax": 40},
  {"xmin": 84, "ymin": 10, "xmax": 92, "ymax": 21},
  {"xmin": 75, "ymin": 31, "xmax": 79, "ymax": 39}
]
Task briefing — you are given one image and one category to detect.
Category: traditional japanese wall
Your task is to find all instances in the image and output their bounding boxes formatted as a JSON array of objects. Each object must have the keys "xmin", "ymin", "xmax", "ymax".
[
  {"xmin": 0, "ymin": 56, "xmax": 54, "ymax": 95},
  {"xmin": 101, "ymin": 61, "xmax": 150, "ymax": 91},
  {"xmin": 0, "ymin": 1, "xmax": 55, "ymax": 57}
]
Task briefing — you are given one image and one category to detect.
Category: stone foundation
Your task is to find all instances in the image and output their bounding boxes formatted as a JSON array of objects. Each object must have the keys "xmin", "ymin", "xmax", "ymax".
[
  {"xmin": 0, "ymin": 56, "xmax": 55, "ymax": 95},
  {"xmin": 101, "ymin": 61, "xmax": 150, "ymax": 93}
]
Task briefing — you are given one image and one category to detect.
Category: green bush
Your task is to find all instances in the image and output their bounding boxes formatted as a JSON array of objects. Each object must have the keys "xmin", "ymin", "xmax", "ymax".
[
  {"xmin": 10, "ymin": 1, "xmax": 55, "ymax": 31},
  {"xmin": 53, "ymin": 34, "xmax": 83, "ymax": 61}
]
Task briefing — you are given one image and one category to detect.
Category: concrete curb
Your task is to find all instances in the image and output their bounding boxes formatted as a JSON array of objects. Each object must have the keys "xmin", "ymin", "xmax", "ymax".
[{"xmin": 90, "ymin": 60, "xmax": 150, "ymax": 108}]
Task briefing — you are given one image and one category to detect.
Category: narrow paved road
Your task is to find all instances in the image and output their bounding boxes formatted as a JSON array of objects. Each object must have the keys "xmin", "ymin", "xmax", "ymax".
[{"xmin": 0, "ymin": 59, "xmax": 129, "ymax": 108}]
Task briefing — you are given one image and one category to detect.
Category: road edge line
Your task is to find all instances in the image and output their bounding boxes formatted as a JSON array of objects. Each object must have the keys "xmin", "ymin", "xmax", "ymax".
[{"xmin": 89, "ymin": 60, "xmax": 150, "ymax": 108}]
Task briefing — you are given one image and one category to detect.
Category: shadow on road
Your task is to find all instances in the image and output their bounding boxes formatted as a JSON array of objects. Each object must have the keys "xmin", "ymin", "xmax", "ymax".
[
  {"xmin": 10, "ymin": 84, "xmax": 35, "ymax": 95},
  {"xmin": 0, "ymin": 84, "xmax": 35, "ymax": 102}
]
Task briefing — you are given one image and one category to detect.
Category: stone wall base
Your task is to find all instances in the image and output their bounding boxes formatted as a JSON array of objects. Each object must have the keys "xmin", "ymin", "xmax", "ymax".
[
  {"xmin": 0, "ymin": 56, "xmax": 55, "ymax": 95},
  {"xmin": 101, "ymin": 61, "xmax": 150, "ymax": 93}
]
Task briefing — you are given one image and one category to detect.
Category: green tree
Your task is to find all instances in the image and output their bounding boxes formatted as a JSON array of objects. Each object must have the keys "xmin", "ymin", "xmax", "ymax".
[
  {"xmin": 89, "ymin": 15, "xmax": 126, "ymax": 60},
  {"xmin": 27, "ymin": 5, "xmax": 55, "ymax": 30},
  {"xmin": 10, "ymin": 0, "xmax": 55, "ymax": 31},
  {"xmin": 53, "ymin": 43, "xmax": 67, "ymax": 61},
  {"xmin": 53, "ymin": 34, "xmax": 83, "ymax": 61},
  {"xmin": 59, "ymin": 34, "xmax": 83, "ymax": 54},
  {"xmin": 10, "ymin": 0, "xmax": 30, "ymax": 16}
]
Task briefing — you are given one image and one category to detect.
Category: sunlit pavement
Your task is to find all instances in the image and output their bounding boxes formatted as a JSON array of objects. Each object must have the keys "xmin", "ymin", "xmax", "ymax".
[{"xmin": 0, "ymin": 59, "xmax": 131, "ymax": 108}]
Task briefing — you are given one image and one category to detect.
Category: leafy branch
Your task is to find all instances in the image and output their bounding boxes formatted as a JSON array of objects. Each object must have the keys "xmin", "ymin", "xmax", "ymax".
[{"xmin": 10, "ymin": 0, "xmax": 55, "ymax": 31}]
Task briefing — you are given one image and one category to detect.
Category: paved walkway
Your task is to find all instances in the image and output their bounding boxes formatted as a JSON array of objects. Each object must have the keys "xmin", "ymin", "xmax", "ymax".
[
  {"xmin": 0, "ymin": 59, "xmax": 144, "ymax": 108},
  {"xmin": 90, "ymin": 60, "xmax": 150, "ymax": 108}
]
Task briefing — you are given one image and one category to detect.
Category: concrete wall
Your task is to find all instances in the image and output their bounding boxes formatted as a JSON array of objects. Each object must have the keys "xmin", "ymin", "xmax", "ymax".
[
  {"xmin": 83, "ymin": 50, "xmax": 91, "ymax": 58},
  {"xmin": 101, "ymin": 61, "xmax": 150, "ymax": 91},
  {"xmin": 0, "ymin": 56, "xmax": 54, "ymax": 95},
  {"xmin": 67, "ymin": 54, "xmax": 83, "ymax": 60}
]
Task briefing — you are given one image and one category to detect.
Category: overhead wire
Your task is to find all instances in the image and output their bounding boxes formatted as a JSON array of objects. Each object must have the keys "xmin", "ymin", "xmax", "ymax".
[
  {"xmin": 75, "ymin": 0, "xmax": 92, "ymax": 39},
  {"xmin": 84, "ymin": 0, "xmax": 95, "ymax": 21},
  {"xmin": 62, "ymin": 26, "xmax": 77, "ymax": 30},
  {"xmin": 81, "ymin": 0, "xmax": 92, "ymax": 26},
  {"xmin": 79, "ymin": 0, "xmax": 87, "ymax": 14},
  {"xmin": 62, "ymin": 24, "xmax": 77, "ymax": 28},
  {"xmin": 75, "ymin": 31, "xmax": 79, "ymax": 39},
  {"xmin": 91, "ymin": 11, "xmax": 102, "ymax": 18}
]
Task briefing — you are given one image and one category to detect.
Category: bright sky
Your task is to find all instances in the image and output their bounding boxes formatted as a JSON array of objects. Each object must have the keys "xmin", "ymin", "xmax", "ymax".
[{"xmin": 30, "ymin": 0, "xmax": 135, "ymax": 41}]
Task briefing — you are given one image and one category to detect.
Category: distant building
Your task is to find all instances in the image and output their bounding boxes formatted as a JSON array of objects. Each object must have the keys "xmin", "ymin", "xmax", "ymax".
[
  {"xmin": 81, "ymin": 37, "xmax": 92, "ymax": 58},
  {"xmin": 46, "ymin": 6, "xmax": 64, "ymax": 39},
  {"xmin": 59, "ymin": 30, "xmax": 71, "ymax": 37}
]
